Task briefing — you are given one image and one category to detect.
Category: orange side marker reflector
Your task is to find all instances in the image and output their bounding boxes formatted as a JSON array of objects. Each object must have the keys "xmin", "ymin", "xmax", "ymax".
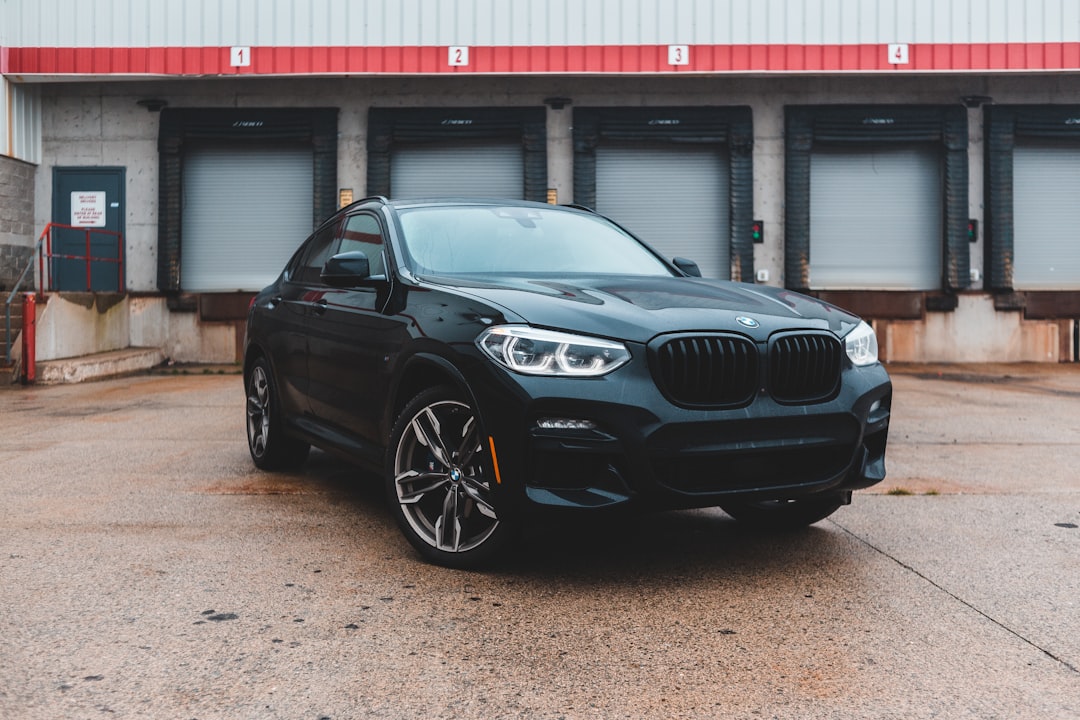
[{"xmin": 488, "ymin": 436, "xmax": 503, "ymax": 485}]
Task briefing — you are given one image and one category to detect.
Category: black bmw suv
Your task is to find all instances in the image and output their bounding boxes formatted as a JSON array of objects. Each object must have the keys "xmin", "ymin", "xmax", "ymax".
[{"xmin": 244, "ymin": 197, "xmax": 891, "ymax": 568}]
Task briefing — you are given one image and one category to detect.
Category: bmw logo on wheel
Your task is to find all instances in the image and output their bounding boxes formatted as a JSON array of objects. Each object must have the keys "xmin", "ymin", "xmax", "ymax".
[{"xmin": 736, "ymin": 316, "xmax": 760, "ymax": 329}]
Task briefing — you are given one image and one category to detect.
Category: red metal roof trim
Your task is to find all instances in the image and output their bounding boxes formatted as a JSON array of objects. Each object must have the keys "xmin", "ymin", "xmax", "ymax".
[{"xmin": 5, "ymin": 43, "xmax": 1080, "ymax": 75}]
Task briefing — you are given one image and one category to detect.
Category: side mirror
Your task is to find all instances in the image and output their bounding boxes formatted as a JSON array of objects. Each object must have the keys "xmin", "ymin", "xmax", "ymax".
[
  {"xmin": 672, "ymin": 257, "xmax": 702, "ymax": 278},
  {"xmin": 321, "ymin": 251, "xmax": 371, "ymax": 287}
]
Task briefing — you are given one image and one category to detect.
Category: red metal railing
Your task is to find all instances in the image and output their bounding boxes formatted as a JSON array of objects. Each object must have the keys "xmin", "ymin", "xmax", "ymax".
[{"xmin": 38, "ymin": 222, "xmax": 126, "ymax": 293}]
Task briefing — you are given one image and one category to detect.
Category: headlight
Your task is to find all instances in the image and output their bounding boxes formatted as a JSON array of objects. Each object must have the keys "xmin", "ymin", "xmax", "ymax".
[
  {"xmin": 843, "ymin": 320, "xmax": 879, "ymax": 367},
  {"xmin": 477, "ymin": 326, "xmax": 631, "ymax": 377}
]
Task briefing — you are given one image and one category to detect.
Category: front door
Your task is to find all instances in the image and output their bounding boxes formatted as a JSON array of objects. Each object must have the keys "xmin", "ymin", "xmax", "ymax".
[
  {"xmin": 304, "ymin": 212, "xmax": 403, "ymax": 451},
  {"xmin": 52, "ymin": 167, "xmax": 125, "ymax": 291}
]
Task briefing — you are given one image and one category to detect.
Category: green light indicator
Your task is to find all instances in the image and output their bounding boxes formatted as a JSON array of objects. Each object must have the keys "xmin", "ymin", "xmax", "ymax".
[{"xmin": 751, "ymin": 220, "xmax": 764, "ymax": 244}]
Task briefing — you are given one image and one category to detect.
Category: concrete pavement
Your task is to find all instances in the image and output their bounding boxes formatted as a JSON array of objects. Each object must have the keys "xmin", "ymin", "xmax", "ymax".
[{"xmin": 0, "ymin": 364, "xmax": 1077, "ymax": 718}]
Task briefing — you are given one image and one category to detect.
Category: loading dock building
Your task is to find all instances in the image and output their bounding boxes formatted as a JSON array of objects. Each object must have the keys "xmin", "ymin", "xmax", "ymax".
[{"xmin": 2, "ymin": 0, "xmax": 1079, "ymax": 365}]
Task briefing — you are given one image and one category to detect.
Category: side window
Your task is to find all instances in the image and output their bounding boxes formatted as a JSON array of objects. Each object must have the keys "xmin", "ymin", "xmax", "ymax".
[
  {"xmin": 295, "ymin": 220, "xmax": 340, "ymax": 284},
  {"xmin": 337, "ymin": 213, "xmax": 386, "ymax": 277}
]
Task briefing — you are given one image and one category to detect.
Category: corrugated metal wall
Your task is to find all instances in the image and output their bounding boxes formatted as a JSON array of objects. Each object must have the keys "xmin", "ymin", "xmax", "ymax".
[
  {"xmin": 0, "ymin": 78, "xmax": 7, "ymax": 157},
  {"xmin": 1, "ymin": 79, "xmax": 40, "ymax": 164},
  {"xmin": 5, "ymin": 0, "xmax": 1080, "ymax": 47}
]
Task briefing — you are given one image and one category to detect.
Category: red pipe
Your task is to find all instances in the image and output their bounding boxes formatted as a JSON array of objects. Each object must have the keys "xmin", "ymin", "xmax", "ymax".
[
  {"xmin": 21, "ymin": 292, "xmax": 36, "ymax": 384},
  {"xmin": 85, "ymin": 229, "xmax": 92, "ymax": 291}
]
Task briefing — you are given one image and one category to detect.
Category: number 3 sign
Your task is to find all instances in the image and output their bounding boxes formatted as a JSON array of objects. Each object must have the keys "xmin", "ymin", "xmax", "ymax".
[
  {"xmin": 668, "ymin": 45, "xmax": 690, "ymax": 66},
  {"xmin": 665, "ymin": 45, "xmax": 691, "ymax": 66}
]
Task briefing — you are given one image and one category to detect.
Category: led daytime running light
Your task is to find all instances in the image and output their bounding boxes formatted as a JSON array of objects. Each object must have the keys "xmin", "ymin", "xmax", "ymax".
[{"xmin": 478, "ymin": 326, "xmax": 631, "ymax": 377}]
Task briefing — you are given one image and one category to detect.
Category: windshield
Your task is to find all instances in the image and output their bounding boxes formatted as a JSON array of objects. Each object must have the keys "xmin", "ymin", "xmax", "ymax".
[{"xmin": 396, "ymin": 205, "xmax": 676, "ymax": 277}]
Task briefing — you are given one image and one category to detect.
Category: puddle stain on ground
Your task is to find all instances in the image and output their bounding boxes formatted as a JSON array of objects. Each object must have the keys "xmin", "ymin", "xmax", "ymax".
[{"xmin": 196, "ymin": 479, "xmax": 317, "ymax": 496}]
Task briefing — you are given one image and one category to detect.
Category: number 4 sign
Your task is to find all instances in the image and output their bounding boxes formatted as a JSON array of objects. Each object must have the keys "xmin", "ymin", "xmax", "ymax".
[{"xmin": 888, "ymin": 44, "xmax": 909, "ymax": 65}]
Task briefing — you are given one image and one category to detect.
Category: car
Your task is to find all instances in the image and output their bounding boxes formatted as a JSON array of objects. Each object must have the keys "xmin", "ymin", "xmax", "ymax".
[{"xmin": 243, "ymin": 197, "xmax": 892, "ymax": 568}]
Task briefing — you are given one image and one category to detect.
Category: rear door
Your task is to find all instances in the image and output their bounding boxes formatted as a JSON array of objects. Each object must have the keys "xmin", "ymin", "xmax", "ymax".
[
  {"xmin": 52, "ymin": 167, "xmax": 125, "ymax": 291},
  {"xmin": 268, "ymin": 220, "xmax": 341, "ymax": 416}
]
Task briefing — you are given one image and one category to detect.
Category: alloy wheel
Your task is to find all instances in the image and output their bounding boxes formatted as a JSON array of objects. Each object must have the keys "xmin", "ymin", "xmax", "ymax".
[
  {"xmin": 247, "ymin": 364, "xmax": 272, "ymax": 460},
  {"xmin": 392, "ymin": 398, "xmax": 499, "ymax": 554}
]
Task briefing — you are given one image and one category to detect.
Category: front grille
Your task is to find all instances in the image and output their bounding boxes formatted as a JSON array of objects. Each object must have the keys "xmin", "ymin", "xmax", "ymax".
[
  {"xmin": 769, "ymin": 332, "xmax": 842, "ymax": 403},
  {"xmin": 652, "ymin": 331, "xmax": 843, "ymax": 407},
  {"xmin": 653, "ymin": 335, "xmax": 758, "ymax": 407}
]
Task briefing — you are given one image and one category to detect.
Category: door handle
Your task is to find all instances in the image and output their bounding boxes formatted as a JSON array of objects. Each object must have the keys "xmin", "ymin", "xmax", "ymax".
[{"xmin": 311, "ymin": 299, "xmax": 328, "ymax": 316}]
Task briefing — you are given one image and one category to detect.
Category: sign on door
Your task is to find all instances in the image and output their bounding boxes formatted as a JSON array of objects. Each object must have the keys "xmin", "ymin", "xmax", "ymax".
[{"xmin": 71, "ymin": 191, "xmax": 106, "ymax": 227}]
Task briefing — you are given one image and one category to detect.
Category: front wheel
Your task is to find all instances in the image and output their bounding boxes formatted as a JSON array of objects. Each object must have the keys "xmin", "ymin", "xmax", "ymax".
[
  {"xmin": 720, "ymin": 495, "xmax": 847, "ymax": 531},
  {"xmin": 387, "ymin": 386, "xmax": 510, "ymax": 569}
]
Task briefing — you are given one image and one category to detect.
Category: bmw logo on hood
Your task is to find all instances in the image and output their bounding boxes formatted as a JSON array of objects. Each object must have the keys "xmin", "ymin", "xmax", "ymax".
[{"xmin": 736, "ymin": 316, "xmax": 760, "ymax": 329}]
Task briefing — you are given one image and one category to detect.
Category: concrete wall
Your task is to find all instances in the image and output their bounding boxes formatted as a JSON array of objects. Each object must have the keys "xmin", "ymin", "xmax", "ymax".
[
  {"xmin": 35, "ymin": 91, "xmax": 157, "ymax": 292},
  {"xmin": 0, "ymin": 155, "xmax": 36, "ymax": 292},
  {"xmin": 30, "ymin": 293, "xmax": 237, "ymax": 364},
  {"xmin": 33, "ymin": 293, "xmax": 129, "ymax": 361},
  {"xmin": 879, "ymin": 296, "xmax": 1061, "ymax": 363},
  {"xmin": 30, "ymin": 72, "xmax": 1080, "ymax": 362},
  {"xmin": 128, "ymin": 297, "xmax": 237, "ymax": 364}
]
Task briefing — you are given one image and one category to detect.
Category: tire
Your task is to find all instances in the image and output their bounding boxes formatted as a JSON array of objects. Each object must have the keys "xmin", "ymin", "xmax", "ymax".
[
  {"xmin": 387, "ymin": 386, "xmax": 509, "ymax": 569},
  {"xmin": 245, "ymin": 356, "xmax": 310, "ymax": 471},
  {"xmin": 720, "ymin": 495, "xmax": 846, "ymax": 531}
]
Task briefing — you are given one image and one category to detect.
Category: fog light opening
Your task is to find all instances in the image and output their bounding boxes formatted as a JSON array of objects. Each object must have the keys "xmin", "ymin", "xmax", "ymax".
[{"xmin": 535, "ymin": 417, "xmax": 597, "ymax": 431}]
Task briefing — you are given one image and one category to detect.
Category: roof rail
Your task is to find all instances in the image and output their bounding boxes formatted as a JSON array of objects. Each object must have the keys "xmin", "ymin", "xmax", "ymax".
[{"xmin": 339, "ymin": 195, "xmax": 390, "ymax": 212}]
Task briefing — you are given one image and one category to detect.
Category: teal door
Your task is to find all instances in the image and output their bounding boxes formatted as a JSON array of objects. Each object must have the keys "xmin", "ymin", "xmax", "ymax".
[{"xmin": 51, "ymin": 167, "xmax": 125, "ymax": 292}]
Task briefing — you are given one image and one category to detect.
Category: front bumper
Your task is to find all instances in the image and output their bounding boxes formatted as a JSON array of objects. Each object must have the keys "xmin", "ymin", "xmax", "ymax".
[{"xmin": 469, "ymin": 357, "xmax": 892, "ymax": 513}]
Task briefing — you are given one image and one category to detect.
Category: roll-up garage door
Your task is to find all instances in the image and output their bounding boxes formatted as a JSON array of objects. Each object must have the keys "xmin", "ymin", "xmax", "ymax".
[
  {"xmin": 809, "ymin": 145, "xmax": 942, "ymax": 290},
  {"xmin": 181, "ymin": 144, "xmax": 313, "ymax": 292},
  {"xmin": 1014, "ymin": 142, "xmax": 1080, "ymax": 290},
  {"xmin": 595, "ymin": 143, "xmax": 730, "ymax": 280},
  {"xmin": 390, "ymin": 142, "xmax": 524, "ymax": 199}
]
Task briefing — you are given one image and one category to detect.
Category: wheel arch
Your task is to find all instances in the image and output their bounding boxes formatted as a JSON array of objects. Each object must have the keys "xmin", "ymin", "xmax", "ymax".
[
  {"xmin": 243, "ymin": 340, "xmax": 268, "ymax": 379},
  {"xmin": 384, "ymin": 353, "xmax": 482, "ymax": 438}
]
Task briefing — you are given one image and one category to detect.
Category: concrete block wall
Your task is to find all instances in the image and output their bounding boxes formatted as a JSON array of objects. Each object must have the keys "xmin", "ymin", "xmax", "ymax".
[{"xmin": 0, "ymin": 155, "xmax": 36, "ymax": 292}]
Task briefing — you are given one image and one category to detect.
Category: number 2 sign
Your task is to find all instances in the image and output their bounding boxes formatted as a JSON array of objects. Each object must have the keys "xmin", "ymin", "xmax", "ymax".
[{"xmin": 449, "ymin": 46, "xmax": 470, "ymax": 67}]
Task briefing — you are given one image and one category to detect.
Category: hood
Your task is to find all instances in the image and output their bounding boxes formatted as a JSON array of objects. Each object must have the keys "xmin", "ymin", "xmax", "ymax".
[{"xmin": 422, "ymin": 273, "xmax": 862, "ymax": 343}]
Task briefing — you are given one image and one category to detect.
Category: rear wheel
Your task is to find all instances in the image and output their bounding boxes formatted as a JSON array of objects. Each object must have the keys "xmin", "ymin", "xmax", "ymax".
[
  {"xmin": 387, "ymin": 386, "xmax": 509, "ymax": 568},
  {"xmin": 245, "ymin": 356, "xmax": 309, "ymax": 470},
  {"xmin": 720, "ymin": 495, "xmax": 846, "ymax": 530}
]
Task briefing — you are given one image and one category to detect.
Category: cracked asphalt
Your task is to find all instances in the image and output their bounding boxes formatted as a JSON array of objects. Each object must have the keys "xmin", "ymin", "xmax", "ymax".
[{"xmin": 0, "ymin": 364, "xmax": 1077, "ymax": 718}]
